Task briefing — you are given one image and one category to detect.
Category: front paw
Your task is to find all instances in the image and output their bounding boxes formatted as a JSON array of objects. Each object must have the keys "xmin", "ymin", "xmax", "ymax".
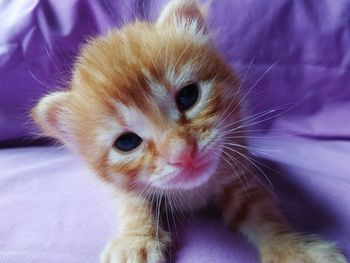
[
  {"xmin": 261, "ymin": 235, "xmax": 347, "ymax": 263},
  {"xmin": 101, "ymin": 234, "xmax": 169, "ymax": 263}
]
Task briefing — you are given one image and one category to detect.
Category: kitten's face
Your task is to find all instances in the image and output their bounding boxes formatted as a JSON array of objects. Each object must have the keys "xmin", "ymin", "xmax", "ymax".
[{"xmin": 33, "ymin": 0, "xmax": 240, "ymax": 191}]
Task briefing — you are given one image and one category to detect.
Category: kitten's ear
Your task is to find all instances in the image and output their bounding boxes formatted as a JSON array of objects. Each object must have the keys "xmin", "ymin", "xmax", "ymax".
[
  {"xmin": 32, "ymin": 91, "xmax": 74, "ymax": 145},
  {"xmin": 157, "ymin": 0, "xmax": 208, "ymax": 34}
]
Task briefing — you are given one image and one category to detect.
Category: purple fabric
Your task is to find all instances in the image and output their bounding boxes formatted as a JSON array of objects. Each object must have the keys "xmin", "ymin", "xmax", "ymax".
[
  {"xmin": 1, "ymin": 0, "xmax": 350, "ymax": 262},
  {"xmin": 0, "ymin": 0, "xmax": 350, "ymax": 140},
  {"xmin": 1, "ymin": 137, "xmax": 349, "ymax": 262}
]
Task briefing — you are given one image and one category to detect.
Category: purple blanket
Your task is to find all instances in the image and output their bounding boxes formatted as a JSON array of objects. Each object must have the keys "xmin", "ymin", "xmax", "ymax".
[
  {"xmin": 1, "ymin": 0, "xmax": 350, "ymax": 141},
  {"xmin": 1, "ymin": 136, "xmax": 349, "ymax": 262},
  {"xmin": 0, "ymin": 0, "xmax": 349, "ymax": 262}
]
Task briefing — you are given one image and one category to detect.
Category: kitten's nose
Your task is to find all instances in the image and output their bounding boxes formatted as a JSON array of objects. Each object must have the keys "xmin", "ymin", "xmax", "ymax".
[{"xmin": 169, "ymin": 141, "xmax": 197, "ymax": 167}]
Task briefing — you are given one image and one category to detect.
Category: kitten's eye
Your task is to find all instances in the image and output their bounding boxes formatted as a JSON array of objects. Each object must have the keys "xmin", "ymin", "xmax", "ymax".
[
  {"xmin": 175, "ymin": 83, "xmax": 199, "ymax": 112},
  {"xmin": 114, "ymin": 132, "xmax": 142, "ymax": 152}
]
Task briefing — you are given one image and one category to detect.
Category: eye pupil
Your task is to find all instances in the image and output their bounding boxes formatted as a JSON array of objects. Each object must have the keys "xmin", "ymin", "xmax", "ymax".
[
  {"xmin": 114, "ymin": 132, "xmax": 142, "ymax": 152},
  {"xmin": 175, "ymin": 83, "xmax": 199, "ymax": 112}
]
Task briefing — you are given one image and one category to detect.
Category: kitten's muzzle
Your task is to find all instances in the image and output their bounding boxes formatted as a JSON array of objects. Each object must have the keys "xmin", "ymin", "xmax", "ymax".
[{"xmin": 167, "ymin": 141, "xmax": 197, "ymax": 168}]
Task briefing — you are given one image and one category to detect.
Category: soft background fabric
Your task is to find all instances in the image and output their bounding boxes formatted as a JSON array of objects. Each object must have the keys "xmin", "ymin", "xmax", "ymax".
[
  {"xmin": 1, "ymin": 0, "xmax": 349, "ymax": 141},
  {"xmin": 0, "ymin": 0, "xmax": 349, "ymax": 262},
  {"xmin": 1, "ymin": 137, "xmax": 349, "ymax": 262}
]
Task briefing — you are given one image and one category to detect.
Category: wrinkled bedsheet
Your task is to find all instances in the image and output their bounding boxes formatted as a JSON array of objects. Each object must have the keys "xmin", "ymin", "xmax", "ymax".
[
  {"xmin": 1, "ymin": 0, "xmax": 350, "ymax": 262},
  {"xmin": 0, "ymin": 136, "xmax": 349, "ymax": 262}
]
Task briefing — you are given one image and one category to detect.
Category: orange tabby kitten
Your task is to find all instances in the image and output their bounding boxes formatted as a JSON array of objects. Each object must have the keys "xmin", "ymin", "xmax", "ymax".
[{"xmin": 32, "ymin": 1, "xmax": 346, "ymax": 262}]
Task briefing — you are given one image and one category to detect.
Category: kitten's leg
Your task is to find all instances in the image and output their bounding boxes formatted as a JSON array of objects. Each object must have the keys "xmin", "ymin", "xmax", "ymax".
[
  {"xmin": 219, "ymin": 178, "xmax": 346, "ymax": 263},
  {"xmin": 101, "ymin": 191, "xmax": 169, "ymax": 263}
]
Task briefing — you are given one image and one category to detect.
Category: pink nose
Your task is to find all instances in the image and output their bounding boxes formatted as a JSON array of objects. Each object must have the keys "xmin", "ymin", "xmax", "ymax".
[{"xmin": 169, "ymin": 142, "xmax": 197, "ymax": 167}]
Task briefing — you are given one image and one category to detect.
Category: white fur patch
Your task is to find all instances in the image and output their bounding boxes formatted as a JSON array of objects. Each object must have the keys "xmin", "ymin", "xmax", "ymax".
[
  {"xmin": 95, "ymin": 116, "xmax": 122, "ymax": 147},
  {"xmin": 173, "ymin": 18, "xmax": 210, "ymax": 45},
  {"xmin": 116, "ymin": 103, "xmax": 154, "ymax": 139},
  {"xmin": 143, "ymin": 69, "xmax": 180, "ymax": 120},
  {"xmin": 166, "ymin": 62, "xmax": 195, "ymax": 89},
  {"xmin": 108, "ymin": 144, "xmax": 144, "ymax": 165}
]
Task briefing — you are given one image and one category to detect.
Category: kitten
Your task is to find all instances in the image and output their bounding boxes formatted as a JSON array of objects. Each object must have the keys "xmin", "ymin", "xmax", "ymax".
[{"xmin": 32, "ymin": 0, "xmax": 346, "ymax": 262}]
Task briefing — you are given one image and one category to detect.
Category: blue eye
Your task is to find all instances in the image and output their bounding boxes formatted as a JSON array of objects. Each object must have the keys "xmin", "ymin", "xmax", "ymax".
[
  {"xmin": 114, "ymin": 132, "xmax": 142, "ymax": 152},
  {"xmin": 175, "ymin": 83, "xmax": 199, "ymax": 112}
]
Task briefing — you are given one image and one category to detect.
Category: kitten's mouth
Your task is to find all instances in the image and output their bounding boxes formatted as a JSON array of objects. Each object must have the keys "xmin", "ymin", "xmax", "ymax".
[{"xmin": 165, "ymin": 153, "xmax": 218, "ymax": 189}]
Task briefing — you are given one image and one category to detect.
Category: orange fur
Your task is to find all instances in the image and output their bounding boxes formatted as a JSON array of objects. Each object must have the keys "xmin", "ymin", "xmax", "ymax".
[{"xmin": 32, "ymin": 0, "xmax": 346, "ymax": 262}]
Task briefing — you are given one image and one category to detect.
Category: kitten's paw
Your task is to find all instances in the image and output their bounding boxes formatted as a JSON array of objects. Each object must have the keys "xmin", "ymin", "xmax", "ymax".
[
  {"xmin": 261, "ymin": 235, "xmax": 347, "ymax": 263},
  {"xmin": 100, "ymin": 233, "xmax": 169, "ymax": 263}
]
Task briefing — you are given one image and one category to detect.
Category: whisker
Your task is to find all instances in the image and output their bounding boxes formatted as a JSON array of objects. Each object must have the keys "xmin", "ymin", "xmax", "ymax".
[
  {"xmin": 220, "ymin": 128, "xmax": 293, "ymax": 135},
  {"xmin": 224, "ymin": 132, "xmax": 301, "ymax": 140},
  {"xmin": 221, "ymin": 145, "xmax": 274, "ymax": 191},
  {"xmin": 219, "ymin": 101, "xmax": 296, "ymax": 133},
  {"xmin": 215, "ymin": 58, "xmax": 282, "ymax": 133},
  {"xmin": 174, "ymin": 40, "xmax": 195, "ymax": 71},
  {"xmin": 214, "ymin": 150, "xmax": 248, "ymax": 193},
  {"xmin": 233, "ymin": 59, "xmax": 281, "ymax": 113},
  {"xmin": 233, "ymin": 99, "xmax": 304, "ymax": 132},
  {"xmin": 166, "ymin": 190, "xmax": 179, "ymax": 240},
  {"xmin": 213, "ymin": 55, "xmax": 256, "ymax": 129},
  {"xmin": 224, "ymin": 142, "xmax": 282, "ymax": 154},
  {"xmin": 164, "ymin": 191, "xmax": 172, "ymax": 262},
  {"xmin": 217, "ymin": 147, "xmax": 271, "ymax": 193},
  {"xmin": 156, "ymin": 193, "xmax": 162, "ymax": 255}
]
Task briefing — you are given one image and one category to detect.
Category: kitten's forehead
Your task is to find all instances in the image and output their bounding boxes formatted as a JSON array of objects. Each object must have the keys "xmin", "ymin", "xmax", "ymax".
[
  {"xmin": 72, "ymin": 20, "xmax": 234, "ymax": 133},
  {"xmin": 116, "ymin": 102, "xmax": 160, "ymax": 136},
  {"xmin": 73, "ymin": 21, "xmax": 213, "ymax": 92}
]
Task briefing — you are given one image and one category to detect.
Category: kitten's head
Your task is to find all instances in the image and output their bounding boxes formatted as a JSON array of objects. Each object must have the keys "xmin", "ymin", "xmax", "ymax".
[{"xmin": 33, "ymin": 0, "xmax": 240, "ymax": 191}]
